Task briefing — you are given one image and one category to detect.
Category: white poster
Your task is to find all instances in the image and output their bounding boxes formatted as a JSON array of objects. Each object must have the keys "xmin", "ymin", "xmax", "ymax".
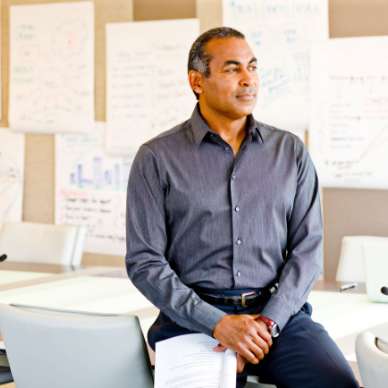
[
  {"xmin": 9, "ymin": 2, "xmax": 94, "ymax": 133},
  {"xmin": 56, "ymin": 123, "xmax": 134, "ymax": 256},
  {"xmin": 0, "ymin": 128, "xmax": 25, "ymax": 223},
  {"xmin": 106, "ymin": 19, "xmax": 198, "ymax": 155},
  {"xmin": 310, "ymin": 37, "xmax": 388, "ymax": 189},
  {"xmin": 223, "ymin": 0, "xmax": 328, "ymax": 134}
]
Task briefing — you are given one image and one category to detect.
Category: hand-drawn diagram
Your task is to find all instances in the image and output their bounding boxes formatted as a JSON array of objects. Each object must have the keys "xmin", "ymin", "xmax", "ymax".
[
  {"xmin": 223, "ymin": 0, "xmax": 328, "ymax": 133},
  {"xmin": 310, "ymin": 37, "xmax": 388, "ymax": 188},
  {"xmin": 56, "ymin": 123, "xmax": 134, "ymax": 256},
  {"xmin": 106, "ymin": 19, "xmax": 199, "ymax": 155},
  {"xmin": 9, "ymin": 2, "xmax": 94, "ymax": 133}
]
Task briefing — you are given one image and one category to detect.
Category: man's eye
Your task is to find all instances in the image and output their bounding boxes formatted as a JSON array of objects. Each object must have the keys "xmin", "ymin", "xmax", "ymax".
[
  {"xmin": 225, "ymin": 67, "xmax": 238, "ymax": 72},
  {"xmin": 249, "ymin": 65, "xmax": 258, "ymax": 71}
]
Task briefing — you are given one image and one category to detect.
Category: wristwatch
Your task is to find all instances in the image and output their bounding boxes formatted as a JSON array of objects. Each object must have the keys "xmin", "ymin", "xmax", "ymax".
[{"xmin": 258, "ymin": 315, "xmax": 280, "ymax": 338}]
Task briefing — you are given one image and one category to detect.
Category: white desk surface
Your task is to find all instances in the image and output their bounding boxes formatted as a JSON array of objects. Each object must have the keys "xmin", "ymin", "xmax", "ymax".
[{"xmin": 0, "ymin": 270, "xmax": 54, "ymax": 286}]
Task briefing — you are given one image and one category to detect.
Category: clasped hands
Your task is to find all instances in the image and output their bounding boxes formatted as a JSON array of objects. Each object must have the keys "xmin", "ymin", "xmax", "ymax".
[{"xmin": 213, "ymin": 314, "xmax": 272, "ymax": 373}]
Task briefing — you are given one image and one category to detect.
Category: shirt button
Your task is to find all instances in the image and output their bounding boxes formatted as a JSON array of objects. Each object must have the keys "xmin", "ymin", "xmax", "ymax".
[
  {"xmin": 236, "ymin": 271, "xmax": 241, "ymax": 277},
  {"xmin": 193, "ymin": 299, "xmax": 199, "ymax": 305},
  {"xmin": 231, "ymin": 174, "xmax": 236, "ymax": 180},
  {"xmin": 236, "ymin": 238, "xmax": 242, "ymax": 245},
  {"xmin": 235, "ymin": 206, "xmax": 240, "ymax": 212}
]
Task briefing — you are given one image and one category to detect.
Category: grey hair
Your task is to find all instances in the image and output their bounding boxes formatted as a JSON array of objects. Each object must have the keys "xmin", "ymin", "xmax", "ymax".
[{"xmin": 188, "ymin": 27, "xmax": 245, "ymax": 99}]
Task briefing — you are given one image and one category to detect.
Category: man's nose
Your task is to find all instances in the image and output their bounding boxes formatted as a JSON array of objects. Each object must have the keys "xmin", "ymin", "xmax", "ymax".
[{"xmin": 239, "ymin": 69, "xmax": 257, "ymax": 88}]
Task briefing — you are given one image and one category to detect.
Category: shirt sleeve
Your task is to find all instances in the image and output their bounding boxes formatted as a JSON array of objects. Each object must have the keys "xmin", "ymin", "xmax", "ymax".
[
  {"xmin": 260, "ymin": 138, "xmax": 323, "ymax": 331},
  {"xmin": 125, "ymin": 144, "xmax": 226, "ymax": 336}
]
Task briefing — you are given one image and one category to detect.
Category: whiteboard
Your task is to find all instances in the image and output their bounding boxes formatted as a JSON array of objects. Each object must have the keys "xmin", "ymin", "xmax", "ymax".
[
  {"xmin": 55, "ymin": 123, "xmax": 133, "ymax": 256},
  {"xmin": 222, "ymin": 0, "xmax": 328, "ymax": 134},
  {"xmin": 0, "ymin": 128, "xmax": 25, "ymax": 223},
  {"xmin": 9, "ymin": 2, "xmax": 95, "ymax": 133},
  {"xmin": 310, "ymin": 37, "xmax": 388, "ymax": 189},
  {"xmin": 106, "ymin": 19, "xmax": 199, "ymax": 155}
]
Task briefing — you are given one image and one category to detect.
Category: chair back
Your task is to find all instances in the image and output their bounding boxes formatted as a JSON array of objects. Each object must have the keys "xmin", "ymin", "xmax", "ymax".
[
  {"xmin": 0, "ymin": 222, "xmax": 86, "ymax": 266},
  {"xmin": 336, "ymin": 235, "xmax": 388, "ymax": 283},
  {"xmin": 0, "ymin": 304, "xmax": 153, "ymax": 388},
  {"xmin": 356, "ymin": 330, "xmax": 388, "ymax": 388}
]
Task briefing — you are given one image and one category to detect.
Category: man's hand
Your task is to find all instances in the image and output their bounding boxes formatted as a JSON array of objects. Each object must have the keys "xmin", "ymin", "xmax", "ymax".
[{"xmin": 213, "ymin": 314, "xmax": 272, "ymax": 365}]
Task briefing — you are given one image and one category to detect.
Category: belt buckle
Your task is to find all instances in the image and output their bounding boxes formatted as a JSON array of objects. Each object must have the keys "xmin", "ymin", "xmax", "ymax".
[{"xmin": 241, "ymin": 291, "xmax": 256, "ymax": 307}]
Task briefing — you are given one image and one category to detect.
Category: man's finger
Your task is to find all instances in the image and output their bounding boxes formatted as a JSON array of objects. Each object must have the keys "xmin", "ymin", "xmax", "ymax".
[
  {"xmin": 236, "ymin": 354, "xmax": 246, "ymax": 373},
  {"xmin": 213, "ymin": 343, "xmax": 227, "ymax": 352},
  {"xmin": 246, "ymin": 337, "xmax": 265, "ymax": 360},
  {"xmin": 250, "ymin": 333, "xmax": 270, "ymax": 354},
  {"xmin": 235, "ymin": 342, "xmax": 259, "ymax": 365},
  {"xmin": 252, "ymin": 320, "xmax": 273, "ymax": 345}
]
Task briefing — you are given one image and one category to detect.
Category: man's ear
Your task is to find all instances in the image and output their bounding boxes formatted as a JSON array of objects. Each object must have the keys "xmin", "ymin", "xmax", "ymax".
[{"xmin": 188, "ymin": 70, "xmax": 204, "ymax": 96}]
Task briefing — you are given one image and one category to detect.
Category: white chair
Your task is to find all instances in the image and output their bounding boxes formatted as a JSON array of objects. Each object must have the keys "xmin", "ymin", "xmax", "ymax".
[
  {"xmin": 356, "ymin": 329, "xmax": 388, "ymax": 388},
  {"xmin": 0, "ymin": 222, "xmax": 87, "ymax": 266},
  {"xmin": 0, "ymin": 304, "xmax": 154, "ymax": 388},
  {"xmin": 336, "ymin": 236, "xmax": 388, "ymax": 283}
]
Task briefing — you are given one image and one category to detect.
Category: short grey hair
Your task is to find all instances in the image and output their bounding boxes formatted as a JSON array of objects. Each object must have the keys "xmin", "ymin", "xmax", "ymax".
[{"xmin": 188, "ymin": 27, "xmax": 245, "ymax": 99}]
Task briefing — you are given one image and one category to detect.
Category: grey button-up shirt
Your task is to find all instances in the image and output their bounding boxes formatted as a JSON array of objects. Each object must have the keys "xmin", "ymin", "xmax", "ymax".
[{"xmin": 126, "ymin": 104, "xmax": 323, "ymax": 336}]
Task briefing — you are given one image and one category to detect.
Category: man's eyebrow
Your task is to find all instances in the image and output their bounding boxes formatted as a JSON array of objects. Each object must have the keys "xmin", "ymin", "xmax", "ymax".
[{"xmin": 223, "ymin": 57, "xmax": 258, "ymax": 66}]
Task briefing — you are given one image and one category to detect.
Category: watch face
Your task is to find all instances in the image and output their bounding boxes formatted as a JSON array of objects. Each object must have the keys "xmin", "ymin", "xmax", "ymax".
[{"xmin": 271, "ymin": 324, "xmax": 280, "ymax": 338}]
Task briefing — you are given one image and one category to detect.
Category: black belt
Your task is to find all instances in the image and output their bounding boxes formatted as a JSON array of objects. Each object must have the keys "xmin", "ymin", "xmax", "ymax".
[
  {"xmin": 196, "ymin": 283, "xmax": 278, "ymax": 307},
  {"xmin": 198, "ymin": 290, "xmax": 264, "ymax": 307}
]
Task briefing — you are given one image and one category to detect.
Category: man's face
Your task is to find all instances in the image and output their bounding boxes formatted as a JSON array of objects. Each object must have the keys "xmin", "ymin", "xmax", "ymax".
[{"xmin": 194, "ymin": 37, "xmax": 258, "ymax": 120}]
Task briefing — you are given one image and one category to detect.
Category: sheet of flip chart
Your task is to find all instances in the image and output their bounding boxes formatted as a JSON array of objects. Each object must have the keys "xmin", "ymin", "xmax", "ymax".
[
  {"xmin": 105, "ymin": 19, "xmax": 198, "ymax": 155},
  {"xmin": 9, "ymin": 2, "xmax": 94, "ymax": 133},
  {"xmin": 309, "ymin": 37, "xmax": 388, "ymax": 189},
  {"xmin": 222, "ymin": 0, "xmax": 328, "ymax": 135},
  {"xmin": 0, "ymin": 128, "xmax": 24, "ymax": 223},
  {"xmin": 55, "ymin": 123, "xmax": 134, "ymax": 256}
]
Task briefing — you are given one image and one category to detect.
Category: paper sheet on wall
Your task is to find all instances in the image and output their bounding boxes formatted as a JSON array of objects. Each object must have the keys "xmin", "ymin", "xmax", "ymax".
[
  {"xmin": 222, "ymin": 0, "xmax": 328, "ymax": 135},
  {"xmin": 309, "ymin": 37, "xmax": 388, "ymax": 189},
  {"xmin": 9, "ymin": 2, "xmax": 94, "ymax": 133},
  {"xmin": 106, "ymin": 19, "xmax": 198, "ymax": 155},
  {"xmin": 0, "ymin": 128, "xmax": 25, "ymax": 223},
  {"xmin": 55, "ymin": 123, "xmax": 134, "ymax": 256}
]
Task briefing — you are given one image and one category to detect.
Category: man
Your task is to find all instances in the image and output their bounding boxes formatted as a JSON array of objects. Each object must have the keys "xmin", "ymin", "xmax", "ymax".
[{"xmin": 126, "ymin": 27, "xmax": 359, "ymax": 388}]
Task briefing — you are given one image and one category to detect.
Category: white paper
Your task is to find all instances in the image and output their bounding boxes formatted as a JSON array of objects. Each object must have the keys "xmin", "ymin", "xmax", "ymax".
[
  {"xmin": 0, "ymin": 128, "xmax": 25, "ymax": 223},
  {"xmin": 106, "ymin": 19, "xmax": 198, "ymax": 155},
  {"xmin": 222, "ymin": 0, "xmax": 328, "ymax": 134},
  {"xmin": 9, "ymin": 2, "xmax": 94, "ymax": 133},
  {"xmin": 155, "ymin": 333, "xmax": 237, "ymax": 388},
  {"xmin": 309, "ymin": 36, "xmax": 388, "ymax": 189},
  {"xmin": 55, "ymin": 123, "xmax": 134, "ymax": 256}
]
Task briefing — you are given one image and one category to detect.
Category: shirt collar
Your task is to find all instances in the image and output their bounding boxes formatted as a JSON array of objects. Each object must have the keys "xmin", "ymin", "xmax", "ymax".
[{"xmin": 189, "ymin": 104, "xmax": 264, "ymax": 145}]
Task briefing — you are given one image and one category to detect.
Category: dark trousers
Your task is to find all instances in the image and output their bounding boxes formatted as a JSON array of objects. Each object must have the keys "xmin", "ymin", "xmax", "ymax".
[{"xmin": 148, "ymin": 289, "xmax": 360, "ymax": 388}]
